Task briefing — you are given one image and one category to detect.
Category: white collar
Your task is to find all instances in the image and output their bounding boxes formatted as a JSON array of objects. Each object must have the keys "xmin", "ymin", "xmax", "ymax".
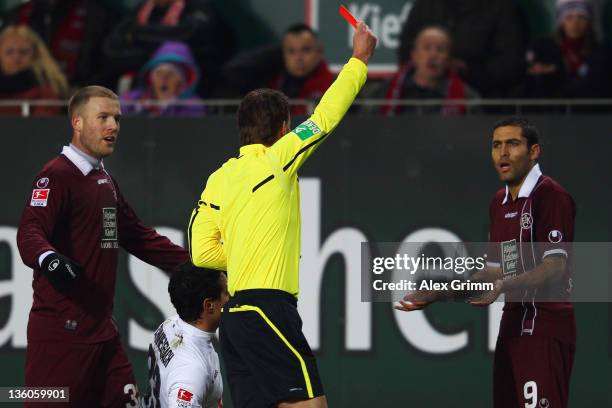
[
  {"xmin": 61, "ymin": 144, "xmax": 104, "ymax": 176},
  {"xmin": 176, "ymin": 316, "xmax": 215, "ymax": 343},
  {"xmin": 502, "ymin": 163, "xmax": 542, "ymax": 204}
]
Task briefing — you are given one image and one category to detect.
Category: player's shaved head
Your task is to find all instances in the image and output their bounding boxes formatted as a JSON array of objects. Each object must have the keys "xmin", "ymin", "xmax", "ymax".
[
  {"xmin": 68, "ymin": 86, "xmax": 118, "ymax": 119},
  {"xmin": 238, "ymin": 88, "xmax": 290, "ymax": 146}
]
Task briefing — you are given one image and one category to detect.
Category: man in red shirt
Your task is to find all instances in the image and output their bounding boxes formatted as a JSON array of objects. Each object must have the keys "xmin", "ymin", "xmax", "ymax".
[
  {"xmin": 17, "ymin": 85, "xmax": 189, "ymax": 407},
  {"xmin": 397, "ymin": 117, "xmax": 576, "ymax": 408},
  {"xmin": 478, "ymin": 117, "xmax": 576, "ymax": 408}
]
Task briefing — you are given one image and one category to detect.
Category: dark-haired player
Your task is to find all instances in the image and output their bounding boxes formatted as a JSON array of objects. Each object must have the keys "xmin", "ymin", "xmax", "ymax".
[
  {"xmin": 17, "ymin": 85, "xmax": 189, "ymax": 407},
  {"xmin": 397, "ymin": 117, "xmax": 576, "ymax": 408},
  {"xmin": 188, "ymin": 21, "xmax": 377, "ymax": 408},
  {"xmin": 478, "ymin": 117, "xmax": 576, "ymax": 408},
  {"xmin": 142, "ymin": 263, "xmax": 228, "ymax": 408}
]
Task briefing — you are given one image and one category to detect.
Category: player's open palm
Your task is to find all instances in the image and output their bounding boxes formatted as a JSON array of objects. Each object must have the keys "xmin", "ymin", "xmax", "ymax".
[
  {"xmin": 352, "ymin": 21, "xmax": 377, "ymax": 64},
  {"xmin": 394, "ymin": 290, "xmax": 437, "ymax": 312}
]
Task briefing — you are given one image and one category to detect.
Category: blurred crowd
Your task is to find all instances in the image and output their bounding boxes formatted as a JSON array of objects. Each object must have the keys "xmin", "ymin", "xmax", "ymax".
[{"xmin": 0, "ymin": 0, "xmax": 610, "ymax": 116}]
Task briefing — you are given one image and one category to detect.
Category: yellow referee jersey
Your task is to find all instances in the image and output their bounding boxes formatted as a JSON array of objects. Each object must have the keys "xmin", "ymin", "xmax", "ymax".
[{"xmin": 188, "ymin": 57, "xmax": 367, "ymax": 296}]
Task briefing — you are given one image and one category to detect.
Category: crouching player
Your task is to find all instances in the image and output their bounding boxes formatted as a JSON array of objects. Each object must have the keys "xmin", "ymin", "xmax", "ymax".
[{"xmin": 141, "ymin": 263, "xmax": 229, "ymax": 408}]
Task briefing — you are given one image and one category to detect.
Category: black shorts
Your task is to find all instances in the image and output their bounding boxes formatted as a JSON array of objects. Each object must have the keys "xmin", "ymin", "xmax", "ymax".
[{"xmin": 219, "ymin": 289, "xmax": 324, "ymax": 407}]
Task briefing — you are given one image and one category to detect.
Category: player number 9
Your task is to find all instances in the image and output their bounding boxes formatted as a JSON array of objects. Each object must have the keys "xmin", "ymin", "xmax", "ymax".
[{"xmin": 523, "ymin": 381, "xmax": 538, "ymax": 408}]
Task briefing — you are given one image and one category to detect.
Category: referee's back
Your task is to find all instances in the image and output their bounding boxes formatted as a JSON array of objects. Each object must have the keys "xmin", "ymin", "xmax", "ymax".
[{"xmin": 189, "ymin": 57, "xmax": 367, "ymax": 297}]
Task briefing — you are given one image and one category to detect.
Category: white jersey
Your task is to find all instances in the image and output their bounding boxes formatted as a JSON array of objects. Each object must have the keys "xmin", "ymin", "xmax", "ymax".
[{"xmin": 141, "ymin": 315, "xmax": 223, "ymax": 408}]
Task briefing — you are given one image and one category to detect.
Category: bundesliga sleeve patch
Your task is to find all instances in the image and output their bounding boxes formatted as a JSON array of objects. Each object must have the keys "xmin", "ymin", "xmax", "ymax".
[
  {"xmin": 31, "ymin": 189, "xmax": 50, "ymax": 207},
  {"xmin": 176, "ymin": 388, "xmax": 194, "ymax": 407},
  {"xmin": 293, "ymin": 120, "xmax": 322, "ymax": 141}
]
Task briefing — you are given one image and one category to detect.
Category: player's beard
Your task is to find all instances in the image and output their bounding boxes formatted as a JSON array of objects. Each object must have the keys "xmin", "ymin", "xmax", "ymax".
[
  {"xmin": 504, "ymin": 160, "xmax": 533, "ymax": 187},
  {"xmin": 80, "ymin": 128, "xmax": 115, "ymax": 159}
]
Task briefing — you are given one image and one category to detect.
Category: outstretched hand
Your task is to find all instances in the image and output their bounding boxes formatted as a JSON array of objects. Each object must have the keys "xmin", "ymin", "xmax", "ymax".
[
  {"xmin": 394, "ymin": 290, "xmax": 439, "ymax": 312},
  {"xmin": 467, "ymin": 279, "xmax": 503, "ymax": 306},
  {"xmin": 352, "ymin": 21, "xmax": 377, "ymax": 64}
]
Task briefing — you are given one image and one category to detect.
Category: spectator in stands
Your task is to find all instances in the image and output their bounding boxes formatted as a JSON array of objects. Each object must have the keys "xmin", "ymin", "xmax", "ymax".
[
  {"xmin": 382, "ymin": 26, "xmax": 480, "ymax": 116},
  {"xmin": 121, "ymin": 41, "xmax": 205, "ymax": 116},
  {"xmin": 0, "ymin": 25, "xmax": 68, "ymax": 116},
  {"xmin": 104, "ymin": 0, "xmax": 234, "ymax": 97},
  {"xmin": 1, "ymin": 0, "xmax": 119, "ymax": 88},
  {"xmin": 521, "ymin": 0, "xmax": 611, "ymax": 98},
  {"xmin": 398, "ymin": 0, "xmax": 524, "ymax": 97},
  {"xmin": 223, "ymin": 23, "xmax": 334, "ymax": 115}
]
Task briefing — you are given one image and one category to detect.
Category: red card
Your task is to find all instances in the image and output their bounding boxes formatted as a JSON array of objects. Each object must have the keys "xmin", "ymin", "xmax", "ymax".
[{"xmin": 339, "ymin": 5, "xmax": 358, "ymax": 28}]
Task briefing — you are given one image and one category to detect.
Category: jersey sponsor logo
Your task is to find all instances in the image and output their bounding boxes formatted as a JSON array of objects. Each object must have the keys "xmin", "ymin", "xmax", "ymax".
[
  {"xmin": 293, "ymin": 120, "xmax": 322, "ymax": 141},
  {"xmin": 520, "ymin": 212, "xmax": 533, "ymax": 230},
  {"xmin": 31, "ymin": 189, "xmax": 50, "ymax": 207},
  {"xmin": 97, "ymin": 178, "xmax": 110, "ymax": 185},
  {"xmin": 36, "ymin": 177, "xmax": 49, "ymax": 188},
  {"xmin": 548, "ymin": 230, "xmax": 562, "ymax": 243},
  {"xmin": 501, "ymin": 239, "xmax": 518, "ymax": 278},
  {"xmin": 100, "ymin": 241, "xmax": 119, "ymax": 249},
  {"xmin": 504, "ymin": 211, "xmax": 517, "ymax": 218},
  {"xmin": 101, "ymin": 207, "xmax": 118, "ymax": 242}
]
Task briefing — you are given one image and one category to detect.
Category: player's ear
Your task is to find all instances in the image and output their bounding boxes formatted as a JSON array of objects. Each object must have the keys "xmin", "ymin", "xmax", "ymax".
[
  {"xmin": 72, "ymin": 114, "xmax": 83, "ymax": 132},
  {"xmin": 203, "ymin": 298, "xmax": 215, "ymax": 315},
  {"xmin": 529, "ymin": 143, "xmax": 541, "ymax": 162}
]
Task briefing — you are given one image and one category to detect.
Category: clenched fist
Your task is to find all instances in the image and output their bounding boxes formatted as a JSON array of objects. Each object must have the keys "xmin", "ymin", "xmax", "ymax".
[{"xmin": 352, "ymin": 21, "xmax": 377, "ymax": 64}]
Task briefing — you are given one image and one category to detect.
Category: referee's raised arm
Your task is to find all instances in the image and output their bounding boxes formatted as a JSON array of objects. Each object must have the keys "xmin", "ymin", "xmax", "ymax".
[
  {"xmin": 270, "ymin": 21, "xmax": 377, "ymax": 176},
  {"xmin": 187, "ymin": 21, "xmax": 377, "ymax": 408}
]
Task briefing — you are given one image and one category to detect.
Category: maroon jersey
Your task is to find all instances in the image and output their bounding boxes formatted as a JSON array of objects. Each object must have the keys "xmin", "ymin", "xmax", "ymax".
[
  {"xmin": 488, "ymin": 164, "xmax": 576, "ymax": 342},
  {"xmin": 17, "ymin": 146, "xmax": 189, "ymax": 343}
]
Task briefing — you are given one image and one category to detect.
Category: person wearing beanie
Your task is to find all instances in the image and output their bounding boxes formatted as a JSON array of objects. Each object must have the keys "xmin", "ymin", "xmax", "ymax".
[
  {"xmin": 120, "ymin": 41, "xmax": 206, "ymax": 116},
  {"xmin": 521, "ymin": 0, "xmax": 611, "ymax": 101},
  {"xmin": 104, "ymin": 0, "xmax": 234, "ymax": 97}
]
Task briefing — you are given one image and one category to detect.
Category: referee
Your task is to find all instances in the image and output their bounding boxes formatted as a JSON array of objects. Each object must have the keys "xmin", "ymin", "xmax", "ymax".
[{"xmin": 188, "ymin": 21, "xmax": 376, "ymax": 408}]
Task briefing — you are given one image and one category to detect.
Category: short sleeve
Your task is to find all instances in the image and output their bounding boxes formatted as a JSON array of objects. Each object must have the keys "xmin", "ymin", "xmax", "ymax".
[{"xmin": 534, "ymin": 190, "xmax": 575, "ymax": 260}]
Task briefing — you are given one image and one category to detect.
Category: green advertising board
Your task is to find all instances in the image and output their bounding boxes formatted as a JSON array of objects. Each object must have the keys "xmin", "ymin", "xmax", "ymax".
[{"xmin": 0, "ymin": 116, "xmax": 610, "ymax": 406}]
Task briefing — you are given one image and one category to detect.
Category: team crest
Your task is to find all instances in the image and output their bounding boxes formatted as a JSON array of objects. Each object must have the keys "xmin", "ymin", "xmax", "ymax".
[
  {"xmin": 520, "ymin": 213, "xmax": 533, "ymax": 230},
  {"xmin": 548, "ymin": 230, "xmax": 562, "ymax": 243}
]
